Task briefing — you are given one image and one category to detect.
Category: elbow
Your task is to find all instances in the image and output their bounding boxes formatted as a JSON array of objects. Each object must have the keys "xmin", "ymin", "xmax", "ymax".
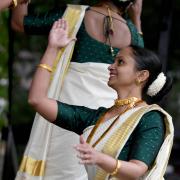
[
  {"xmin": 28, "ymin": 96, "xmax": 41, "ymax": 110},
  {"xmin": 132, "ymin": 169, "xmax": 148, "ymax": 180},
  {"xmin": 125, "ymin": 173, "xmax": 145, "ymax": 180},
  {"xmin": 133, "ymin": 173, "xmax": 145, "ymax": 180}
]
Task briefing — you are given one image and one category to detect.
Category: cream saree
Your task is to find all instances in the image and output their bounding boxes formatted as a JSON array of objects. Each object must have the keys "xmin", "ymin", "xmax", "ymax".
[
  {"xmin": 83, "ymin": 104, "xmax": 174, "ymax": 180},
  {"xmin": 15, "ymin": 5, "xmax": 89, "ymax": 180}
]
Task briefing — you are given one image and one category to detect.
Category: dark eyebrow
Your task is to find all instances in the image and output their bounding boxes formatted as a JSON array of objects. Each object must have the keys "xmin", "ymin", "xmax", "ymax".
[{"xmin": 116, "ymin": 55, "xmax": 124, "ymax": 59}]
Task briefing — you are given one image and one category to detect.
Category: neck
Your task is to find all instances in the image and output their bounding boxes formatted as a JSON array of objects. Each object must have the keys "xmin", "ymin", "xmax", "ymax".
[{"xmin": 116, "ymin": 87, "xmax": 142, "ymax": 100}]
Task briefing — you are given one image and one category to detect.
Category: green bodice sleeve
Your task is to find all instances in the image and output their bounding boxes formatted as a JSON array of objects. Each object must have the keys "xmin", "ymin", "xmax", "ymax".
[
  {"xmin": 54, "ymin": 101, "xmax": 106, "ymax": 135},
  {"xmin": 24, "ymin": 8, "xmax": 65, "ymax": 35},
  {"xmin": 55, "ymin": 102, "xmax": 165, "ymax": 168},
  {"xmin": 119, "ymin": 111, "xmax": 165, "ymax": 167}
]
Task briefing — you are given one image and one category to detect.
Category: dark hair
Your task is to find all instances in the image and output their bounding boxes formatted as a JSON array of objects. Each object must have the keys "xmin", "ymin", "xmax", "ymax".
[{"xmin": 130, "ymin": 45, "xmax": 173, "ymax": 104}]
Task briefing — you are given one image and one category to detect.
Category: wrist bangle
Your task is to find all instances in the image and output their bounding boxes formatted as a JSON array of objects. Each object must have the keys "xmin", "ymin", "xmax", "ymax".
[
  {"xmin": 38, "ymin": 64, "xmax": 53, "ymax": 73},
  {"xmin": 12, "ymin": 0, "xmax": 17, "ymax": 8},
  {"xmin": 110, "ymin": 160, "xmax": 121, "ymax": 176},
  {"xmin": 9, "ymin": 0, "xmax": 17, "ymax": 8},
  {"xmin": 138, "ymin": 31, "xmax": 143, "ymax": 36}
]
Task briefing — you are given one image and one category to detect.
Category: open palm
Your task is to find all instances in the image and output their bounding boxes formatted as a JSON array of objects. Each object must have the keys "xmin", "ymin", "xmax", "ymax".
[{"xmin": 48, "ymin": 19, "xmax": 75, "ymax": 49}]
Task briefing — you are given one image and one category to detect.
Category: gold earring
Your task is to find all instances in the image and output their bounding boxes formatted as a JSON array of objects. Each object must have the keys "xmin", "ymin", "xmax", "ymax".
[{"xmin": 135, "ymin": 79, "xmax": 141, "ymax": 86}]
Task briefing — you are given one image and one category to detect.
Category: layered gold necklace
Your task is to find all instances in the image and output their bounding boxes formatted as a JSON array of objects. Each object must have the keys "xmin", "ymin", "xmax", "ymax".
[{"xmin": 86, "ymin": 97, "xmax": 143, "ymax": 147}]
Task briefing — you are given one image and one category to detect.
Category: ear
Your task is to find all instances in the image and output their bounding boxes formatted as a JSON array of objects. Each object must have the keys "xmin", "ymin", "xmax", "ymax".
[{"xmin": 137, "ymin": 70, "xmax": 149, "ymax": 83}]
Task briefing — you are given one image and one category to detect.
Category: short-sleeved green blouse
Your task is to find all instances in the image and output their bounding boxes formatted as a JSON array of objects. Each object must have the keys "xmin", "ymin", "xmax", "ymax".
[
  {"xmin": 54, "ymin": 101, "xmax": 165, "ymax": 168},
  {"xmin": 24, "ymin": 7, "xmax": 144, "ymax": 64}
]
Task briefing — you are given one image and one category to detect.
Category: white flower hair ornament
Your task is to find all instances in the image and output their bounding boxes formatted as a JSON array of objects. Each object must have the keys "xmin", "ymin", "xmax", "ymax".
[{"xmin": 147, "ymin": 72, "xmax": 167, "ymax": 97}]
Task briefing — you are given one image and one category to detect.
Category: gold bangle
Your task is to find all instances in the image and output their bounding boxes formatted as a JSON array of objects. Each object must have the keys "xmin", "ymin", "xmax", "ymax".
[
  {"xmin": 38, "ymin": 64, "xmax": 53, "ymax": 73},
  {"xmin": 9, "ymin": 0, "xmax": 17, "ymax": 8},
  {"xmin": 12, "ymin": 0, "xmax": 17, "ymax": 8},
  {"xmin": 110, "ymin": 160, "xmax": 121, "ymax": 176},
  {"xmin": 138, "ymin": 31, "xmax": 143, "ymax": 36}
]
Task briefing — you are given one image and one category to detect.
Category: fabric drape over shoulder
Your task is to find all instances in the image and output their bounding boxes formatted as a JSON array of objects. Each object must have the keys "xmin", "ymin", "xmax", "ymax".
[{"xmin": 84, "ymin": 104, "xmax": 173, "ymax": 180}]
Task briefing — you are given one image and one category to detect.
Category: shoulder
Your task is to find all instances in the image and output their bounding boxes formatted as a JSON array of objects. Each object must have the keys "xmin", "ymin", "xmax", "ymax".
[
  {"xmin": 142, "ymin": 110, "xmax": 164, "ymax": 120},
  {"xmin": 138, "ymin": 110, "xmax": 165, "ymax": 130}
]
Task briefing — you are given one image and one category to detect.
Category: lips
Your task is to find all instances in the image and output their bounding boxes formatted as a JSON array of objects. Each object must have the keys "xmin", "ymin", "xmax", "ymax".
[{"xmin": 109, "ymin": 71, "xmax": 117, "ymax": 78}]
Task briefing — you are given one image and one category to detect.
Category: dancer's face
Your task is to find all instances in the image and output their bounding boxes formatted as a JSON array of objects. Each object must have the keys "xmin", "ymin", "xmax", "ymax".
[{"xmin": 108, "ymin": 47, "xmax": 139, "ymax": 90}]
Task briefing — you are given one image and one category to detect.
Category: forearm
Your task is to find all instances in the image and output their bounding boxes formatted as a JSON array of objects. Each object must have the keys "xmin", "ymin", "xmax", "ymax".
[
  {"xmin": 11, "ymin": 3, "xmax": 28, "ymax": 32},
  {"xmin": 28, "ymin": 45, "xmax": 59, "ymax": 121},
  {"xmin": 133, "ymin": 18, "xmax": 142, "ymax": 33},
  {"xmin": 28, "ymin": 19, "xmax": 73, "ymax": 121},
  {"xmin": 97, "ymin": 153, "xmax": 147, "ymax": 179},
  {"xmin": 128, "ymin": 0, "xmax": 143, "ymax": 33},
  {"xmin": 0, "ymin": 0, "xmax": 12, "ymax": 10},
  {"xmin": 29, "ymin": 46, "xmax": 58, "ymax": 103}
]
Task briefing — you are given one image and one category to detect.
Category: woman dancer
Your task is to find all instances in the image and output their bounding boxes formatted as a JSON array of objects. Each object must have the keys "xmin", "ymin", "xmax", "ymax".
[
  {"xmin": 28, "ymin": 19, "xmax": 173, "ymax": 180},
  {"xmin": 14, "ymin": 1, "xmax": 145, "ymax": 179}
]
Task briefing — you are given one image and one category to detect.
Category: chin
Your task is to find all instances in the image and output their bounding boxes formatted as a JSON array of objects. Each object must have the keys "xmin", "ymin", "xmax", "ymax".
[{"xmin": 108, "ymin": 80, "xmax": 115, "ymax": 90}]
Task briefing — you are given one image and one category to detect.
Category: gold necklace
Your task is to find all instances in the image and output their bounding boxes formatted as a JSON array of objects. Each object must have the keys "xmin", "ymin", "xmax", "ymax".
[
  {"xmin": 114, "ymin": 97, "xmax": 143, "ymax": 108},
  {"xmin": 86, "ymin": 97, "xmax": 143, "ymax": 147}
]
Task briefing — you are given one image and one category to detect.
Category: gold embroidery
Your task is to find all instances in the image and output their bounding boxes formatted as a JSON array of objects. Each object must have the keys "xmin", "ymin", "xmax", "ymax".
[
  {"xmin": 95, "ymin": 105, "xmax": 173, "ymax": 180},
  {"xmin": 19, "ymin": 156, "xmax": 45, "ymax": 176},
  {"xmin": 87, "ymin": 98, "xmax": 143, "ymax": 148},
  {"xmin": 95, "ymin": 107, "xmax": 147, "ymax": 180}
]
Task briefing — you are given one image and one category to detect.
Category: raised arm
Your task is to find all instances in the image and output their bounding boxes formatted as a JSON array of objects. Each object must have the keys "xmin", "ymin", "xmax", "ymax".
[
  {"xmin": 11, "ymin": 3, "xmax": 65, "ymax": 34},
  {"xmin": 0, "ymin": 0, "xmax": 12, "ymax": 10},
  {"xmin": 11, "ymin": 2, "xmax": 28, "ymax": 32},
  {"xmin": 0, "ymin": 0, "xmax": 28, "ymax": 11},
  {"xmin": 28, "ymin": 19, "xmax": 75, "ymax": 121},
  {"xmin": 128, "ymin": 0, "xmax": 143, "ymax": 33}
]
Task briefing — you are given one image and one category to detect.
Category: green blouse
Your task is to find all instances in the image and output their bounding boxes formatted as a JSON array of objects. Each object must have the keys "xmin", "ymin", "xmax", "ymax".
[
  {"xmin": 24, "ymin": 7, "xmax": 144, "ymax": 64},
  {"xmin": 54, "ymin": 101, "xmax": 165, "ymax": 168}
]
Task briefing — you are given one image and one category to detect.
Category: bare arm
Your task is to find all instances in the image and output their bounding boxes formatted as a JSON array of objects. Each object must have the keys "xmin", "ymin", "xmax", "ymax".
[
  {"xmin": 28, "ymin": 19, "xmax": 75, "ymax": 121},
  {"xmin": 11, "ymin": 2, "xmax": 28, "ymax": 32},
  {"xmin": 97, "ymin": 152, "xmax": 148, "ymax": 179},
  {"xmin": 0, "ymin": 0, "xmax": 12, "ymax": 11},
  {"xmin": 128, "ymin": 0, "xmax": 143, "ymax": 33},
  {"xmin": 75, "ymin": 136, "xmax": 148, "ymax": 180}
]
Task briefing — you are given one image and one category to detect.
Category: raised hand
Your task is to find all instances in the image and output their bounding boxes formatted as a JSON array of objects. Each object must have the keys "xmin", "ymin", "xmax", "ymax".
[
  {"xmin": 74, "ymin": 135, "xmax": 101, "ymax": 165},
  {"xmin": 127, "ymin": 0, "xmax": 143, "ymax": 32},
  {"xmin": 48, "ymin": 19, "xmax": 76, "ymax": 49},
  {"xmin": 128, "ymin": 0, "xmax": 143, "ymax": 19}
]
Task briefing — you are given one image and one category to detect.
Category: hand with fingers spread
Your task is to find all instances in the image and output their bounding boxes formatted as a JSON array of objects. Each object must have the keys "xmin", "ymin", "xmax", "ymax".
[
  {"xmin": 74, "ymin": 135, "xmax": 101, "ymax": 165},
  {"xmin": 48, "ymin": 19, "xmax": 76, "ymax": 49}
]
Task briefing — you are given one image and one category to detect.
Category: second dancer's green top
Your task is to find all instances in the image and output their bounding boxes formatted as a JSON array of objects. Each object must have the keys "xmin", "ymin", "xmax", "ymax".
[{"xmin": 24, "ymin": 7, "xmax": 144, "ymax": 64}]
